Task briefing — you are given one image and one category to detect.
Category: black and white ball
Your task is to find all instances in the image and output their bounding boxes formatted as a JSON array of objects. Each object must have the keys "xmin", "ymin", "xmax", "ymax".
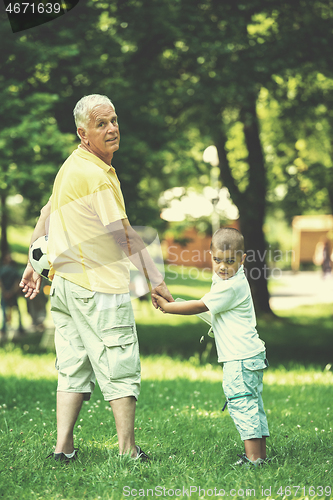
[{"xmin": 29, "ymin": 235, "xmax": 50, "ymax": 280}]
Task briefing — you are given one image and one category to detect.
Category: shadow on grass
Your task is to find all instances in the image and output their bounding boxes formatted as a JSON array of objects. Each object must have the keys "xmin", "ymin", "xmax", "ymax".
[
  {"xmin": 135, "ymin": 316, "xmax": 333, "ymax": 368},
  {"xmin": 2, "ymin": 305, "xmax": 332, "ymax": 369},
  {"xmin": 258, "ymin": 316, "xmax": 333, "ymax": 367},
  {"xmin": 0, "ymin": 330, "xmax": 51, "ymax": 355}
]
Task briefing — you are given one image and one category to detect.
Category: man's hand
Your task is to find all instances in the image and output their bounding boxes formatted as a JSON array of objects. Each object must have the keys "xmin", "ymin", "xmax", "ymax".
[
  {"xmin": 20, "ymin": 200, "xmax": 50, "ymax": 300},
  {"xmin": 19, "ymin": 263, "xmax": 42, "ymax": 300},
  {"xmin": 151, "ymin": 281, "xmax": 174, "ymax": 309}
]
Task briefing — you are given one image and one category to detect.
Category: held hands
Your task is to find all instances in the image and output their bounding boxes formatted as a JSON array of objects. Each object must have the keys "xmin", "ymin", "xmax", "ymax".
[
  {"xmin": 150, "ymin": 281, "xmax": 174, "ymax": 309},
  {"xmin": 19, "ymin": 263, "xmax": 42, "ymax": 300},
  {"xmin": 152, "ymin": 293, "xmax": 169, "ymax": 313}
]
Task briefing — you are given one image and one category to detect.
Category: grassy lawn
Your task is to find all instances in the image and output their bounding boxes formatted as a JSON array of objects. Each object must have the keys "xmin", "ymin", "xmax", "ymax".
[
  {"xmin": 0, "ymin": 350, "xmax": 332, "ymax": 500},
  {"xmin": 1, "ymin": 229, "xmax": 333, "ymax": 499},
  {"xmin": 1, "ymin": 298, "xmax": 332, "ymax": 500}
]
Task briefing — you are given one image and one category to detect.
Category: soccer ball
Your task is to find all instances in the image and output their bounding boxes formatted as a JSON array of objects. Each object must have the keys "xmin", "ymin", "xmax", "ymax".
[{"xmin": 29, "ymin": 235, "xmax": 50, "ymax": 280}]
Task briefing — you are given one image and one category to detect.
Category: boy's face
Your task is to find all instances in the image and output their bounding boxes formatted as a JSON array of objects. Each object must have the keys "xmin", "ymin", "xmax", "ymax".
[{"xmin": 210, "ymin": 246, "xmax": 246, "ymax": 280}]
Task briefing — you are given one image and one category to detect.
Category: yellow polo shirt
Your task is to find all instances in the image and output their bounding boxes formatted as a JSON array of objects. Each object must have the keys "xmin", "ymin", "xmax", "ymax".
[{"xmin": 47, "ymin": 146, "xmax": 130, "ymax": 293}]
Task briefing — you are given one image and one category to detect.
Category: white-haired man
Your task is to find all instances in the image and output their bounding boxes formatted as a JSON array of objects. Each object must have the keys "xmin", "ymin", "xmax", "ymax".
[{"xmin": 20, "ymin": 94, "xmax": 173, "ymax": 462}]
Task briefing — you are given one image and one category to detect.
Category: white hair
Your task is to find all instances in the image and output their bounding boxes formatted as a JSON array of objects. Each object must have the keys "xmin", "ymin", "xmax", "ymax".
[{"xmin": 73, "ymin": 94, "xmax": 115, "ymax": 136}]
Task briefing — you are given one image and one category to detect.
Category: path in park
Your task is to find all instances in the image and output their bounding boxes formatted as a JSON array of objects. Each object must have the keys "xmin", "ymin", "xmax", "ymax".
[{"xmin": 269, "ymin": 270, "xmax": 333, "ymax": 311}]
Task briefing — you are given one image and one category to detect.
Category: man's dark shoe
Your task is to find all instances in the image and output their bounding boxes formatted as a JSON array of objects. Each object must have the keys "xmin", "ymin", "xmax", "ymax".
[
  {"xmin": 46, "ymin": 449, "xmax": 78, "ymax": 462},
  {"xmin": 136, "ymin": 445, "xmax": 150, "ymax": 462}
]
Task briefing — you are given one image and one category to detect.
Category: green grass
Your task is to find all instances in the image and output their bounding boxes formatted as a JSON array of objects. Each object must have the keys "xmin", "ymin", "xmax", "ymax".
[
  {"xmin": 0, "ymin": 349, "xmax": 332, "ymax": 500},
  {"xmin": 1, "ymin": 231, "xmax": 333, "ymax": 499}
]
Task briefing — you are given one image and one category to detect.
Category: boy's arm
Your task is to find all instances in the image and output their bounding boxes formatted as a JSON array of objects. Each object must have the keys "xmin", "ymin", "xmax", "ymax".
[{"xmin": 152, "ymin": 294, "xmax": 208, "ymax": 315}]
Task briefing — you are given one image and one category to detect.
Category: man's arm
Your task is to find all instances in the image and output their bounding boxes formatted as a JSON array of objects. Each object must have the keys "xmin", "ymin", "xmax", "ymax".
[
  {"xmin": 152, "ymin": 294, "xmax": 208, "ymax": 315},
  {"xmin": 106, "ymin": 218, "xmax": 174, "ymax": 308},
  {"xmin": 19, "ymin": 200, "xmax": 51, "ymax": 299}
]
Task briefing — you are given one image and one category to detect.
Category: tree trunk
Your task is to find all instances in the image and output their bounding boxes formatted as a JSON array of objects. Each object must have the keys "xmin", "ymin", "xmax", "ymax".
[
  {"xmin": 239, "ymin": 211, "xmax": 272, "ymax": 315},
  {"xmin": 326, "ymin": 141, "xmax": 333, "ymax": 214},
  {"xmin": 0, "ymin": 192, "xmax": 9, "ymax": 261},
  {"xmin": 215, "ymin": 98, "xmax": 274, "ymax": 316},
  {"xmin": 239, "ymin": 100, "xmax": 272, "ymax": 315}
]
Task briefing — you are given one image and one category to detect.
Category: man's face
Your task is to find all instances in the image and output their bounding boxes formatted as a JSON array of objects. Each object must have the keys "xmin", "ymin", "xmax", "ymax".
[
  {"xmin": 78, "ymin": 104, "xmax": 120, "ymax": 165},
  {"xmin": 211, "ymin": 246, "xmax": 245, "ymax": 280}
]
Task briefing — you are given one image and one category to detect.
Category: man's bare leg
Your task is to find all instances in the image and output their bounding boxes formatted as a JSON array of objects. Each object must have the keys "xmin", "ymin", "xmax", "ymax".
[
  {"xmin": 55, "ymin": 391, "xmax": 84, "ymax": 454},
  {"xmin": 110, "ymin": 396, "xmax": 137, "ymax": 457}
]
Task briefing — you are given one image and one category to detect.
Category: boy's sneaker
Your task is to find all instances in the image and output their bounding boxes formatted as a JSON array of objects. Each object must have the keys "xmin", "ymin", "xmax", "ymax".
[
  {"xmin": 135, "ymin": 445, "xmax": 150, "ymax": 462},
  {"xmin": 46, "ymin": 449, "xmax": 78, "ymax": 462},
  {"xmin": 234, "ymin": 453, "xmax": 264, "ymax": 468}
]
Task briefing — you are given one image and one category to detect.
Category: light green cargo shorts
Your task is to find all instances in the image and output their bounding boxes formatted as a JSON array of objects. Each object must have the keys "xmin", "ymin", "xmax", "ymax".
[
  {"xmin": 222, "ymin": 351, "xmax": 270, "ymax": 441},
  {"xmin": 50, "ymin": 275, "xmax": 141, "ymax": 402}
]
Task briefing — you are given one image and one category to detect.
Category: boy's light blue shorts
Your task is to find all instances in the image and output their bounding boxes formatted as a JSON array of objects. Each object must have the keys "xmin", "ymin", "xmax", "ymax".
[
  {"xmin": 50, "ymin": 275, "xmax": 141, "ymax": 402},
  {"xmin": 222, "ymin": 351, "xmax": 270, "ymax": 441}
]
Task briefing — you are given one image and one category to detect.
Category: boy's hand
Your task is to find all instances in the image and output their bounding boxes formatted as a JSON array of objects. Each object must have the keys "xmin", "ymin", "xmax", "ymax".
[
  {"xmin": 152, "ymin": 294, "xmax": 169, "ymax": 313},
  {"xmin": 151, "ymin": 281, "xmax": 174, "ymax": 309}
]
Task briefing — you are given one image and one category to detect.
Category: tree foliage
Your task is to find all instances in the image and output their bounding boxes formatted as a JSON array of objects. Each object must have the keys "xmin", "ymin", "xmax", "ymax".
[{"xmin": 1, "ymin": 0, "xmax": 333, "ymax": 312}]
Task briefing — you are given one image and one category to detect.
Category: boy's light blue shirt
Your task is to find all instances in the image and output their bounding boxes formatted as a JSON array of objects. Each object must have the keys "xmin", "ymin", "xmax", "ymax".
[{"xmin": 202, "ymin": 265, "xmax": 265, "ymax": 363}]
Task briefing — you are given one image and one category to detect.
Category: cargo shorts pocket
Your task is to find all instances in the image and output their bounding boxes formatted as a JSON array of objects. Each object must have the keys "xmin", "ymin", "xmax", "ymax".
[
  {"xmin": 71, "ymin": 286, "xmax": 96, "ymax": 313},
  {"xmin": 72, "ymin": 289, "xmax": 96, "ymax": 302},
  {"xmin": 102, "ymin": 326, "xmax": 140, "ymax": 380},
  {"xmin": 242, "ymin": 357, "xmax": 268, "ymax": 372},
  {"xmin": 242, "ymin": 356, "xmax": 268, "ymax": 398}
]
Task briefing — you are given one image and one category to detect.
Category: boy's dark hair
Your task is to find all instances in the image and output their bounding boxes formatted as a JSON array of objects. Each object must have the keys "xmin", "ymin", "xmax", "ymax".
[{"xmin": 210, "ymin": 227, "xmax": 244, "ymax": 253}]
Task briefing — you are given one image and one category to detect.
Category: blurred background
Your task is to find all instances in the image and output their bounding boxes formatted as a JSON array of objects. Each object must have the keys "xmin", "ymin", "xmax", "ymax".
[{"xmin": 0, "ymin": 0, "xmax": 332, "ymax": 365}]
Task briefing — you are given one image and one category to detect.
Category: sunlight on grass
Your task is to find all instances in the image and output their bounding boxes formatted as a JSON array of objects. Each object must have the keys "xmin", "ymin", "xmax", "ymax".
[
  {"xmin": 1, "ymin": 348, "xmax": 332, "ymax": 498},
  {"xmin": 142, "ymin": 355, "xmax": 222, "ymax": 382},
  {"xmin": 264, "ymin": 365, "xmax": 333, "ymax": 386},
  {"xmin": 277, "ymin": 302, "xmax": 333, "ymax": 320},
  {"xmin": 0, "ymin": 347, "xmax": 56, "ymax": 380},
  {"xmin": 3, "ymin": 347, "xmax": 331, "ymax": 388},
  {"xmin": 164, "ymin": 283, "xmax": 211, "ymax": 299},
  {"xmin": 141, "ymin": 355, "xmax": 333, "ymax": 386},
  {"xmin": 264, "ymin": 365, "xmax": 333, "ymax": 387}
]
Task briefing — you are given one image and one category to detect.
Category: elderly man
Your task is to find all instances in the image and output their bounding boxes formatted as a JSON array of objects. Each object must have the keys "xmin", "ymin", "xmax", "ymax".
[{"xmin": 20, "ymin": 94, "xmax": 173, "ymax": 462}]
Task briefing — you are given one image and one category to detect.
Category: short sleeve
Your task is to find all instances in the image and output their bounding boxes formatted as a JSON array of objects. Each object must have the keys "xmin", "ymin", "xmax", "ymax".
[
  {"xmin": 91, "ymin": 185, "xmax": 127, "ymax": 226},
  {"xmin": 202, "ymin": 285, "xmax": 237, "ymax": 315}
]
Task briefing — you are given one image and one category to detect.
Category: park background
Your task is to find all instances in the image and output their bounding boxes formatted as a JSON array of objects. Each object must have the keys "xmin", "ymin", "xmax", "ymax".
[{"xmin": 0, "ymin": 0, "xmax": 333, "ymax": 499}]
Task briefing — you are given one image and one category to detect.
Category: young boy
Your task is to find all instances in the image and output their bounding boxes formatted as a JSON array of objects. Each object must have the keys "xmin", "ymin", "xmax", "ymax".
[{"xmin": 153, "ymin": 227, "xmax": 269, "ymax": 467}]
